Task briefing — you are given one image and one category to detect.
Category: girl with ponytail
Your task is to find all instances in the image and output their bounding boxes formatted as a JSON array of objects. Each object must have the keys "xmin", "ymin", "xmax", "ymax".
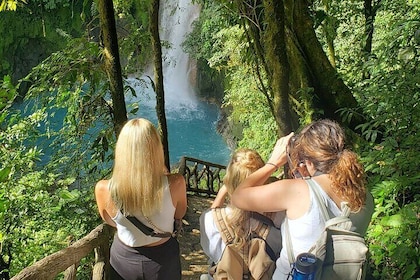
[
  {"xmin": 199, "ymin": 149, "xmax": 283, "ymax": 277},
  {"xmin": 232, "ymin": 119, "xmax": 374, "ymax": 280}
]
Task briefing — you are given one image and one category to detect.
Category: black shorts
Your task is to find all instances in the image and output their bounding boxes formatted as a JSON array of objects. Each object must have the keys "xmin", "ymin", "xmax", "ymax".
[{"xmin": 110, "ymin": 235, "xmax": 181, "ymax": 280}]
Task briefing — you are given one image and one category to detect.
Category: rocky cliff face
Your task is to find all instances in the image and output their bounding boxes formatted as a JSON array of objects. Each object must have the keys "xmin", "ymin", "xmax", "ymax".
[{"xmin": 216, "ymin": 107, "xmax": 240, "ymax": 151}]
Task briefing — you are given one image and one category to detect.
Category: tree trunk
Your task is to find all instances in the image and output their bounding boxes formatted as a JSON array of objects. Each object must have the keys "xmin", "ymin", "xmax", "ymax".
[
  {"xmin": 97, "ymin": 0, "xmax": 127, "ymax": 136},
  {"xmin": 149, "ymin": 0, "xmax": 170, "ymax": 170},
  {"xmin": 262, "ymin": 0, "xmax": 293, "ymax": 135},
  {"xmin": 237, "ymin": 0, "xmax": 294, "ymax": 135},
  {"xmin": 285, "ymin": 0, "xmax": 363, "ymax": 130}
]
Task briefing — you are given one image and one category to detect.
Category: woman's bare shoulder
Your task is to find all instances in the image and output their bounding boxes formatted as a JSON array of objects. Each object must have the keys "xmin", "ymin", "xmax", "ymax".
[
  {"xmin": 167, "ymin": 173, "xmax": 186, "ymax": 186},
  {"xmin": 95, "ymin": 180, "xmax": 111, "ymax": 200},
  {"xmin": 95, "ymin": 179, "xmax": 109, "ymax": 191}
]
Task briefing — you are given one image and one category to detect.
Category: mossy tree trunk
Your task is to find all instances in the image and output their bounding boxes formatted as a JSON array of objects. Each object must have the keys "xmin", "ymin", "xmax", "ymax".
[
  {"xmin": 238, "ymin": 0, "xmax": 364, "ymax": 133},
  {"xmin": 97, "ymin": 0, "xmax": 127, "ymax": 136},
  {"xmin": 286, "ymin": 0, "xmax": 361, "ymax": 129},
  {"xmin": 149, "ymin": 0, "xmax": 170, "ymax": 170},
  {"xmin": 238, "ymin": 0, "xmax": 293, "ymax": 136},
  {"xmin": 262, "ymin": 0, "xmax": 293, "ymax": 135}
]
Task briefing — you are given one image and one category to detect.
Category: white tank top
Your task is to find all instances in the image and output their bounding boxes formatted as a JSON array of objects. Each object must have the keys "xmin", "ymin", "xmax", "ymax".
[
  {"xmin": 112, "ymin": 176, "xmax": 176, "ymax": 247},
  {"xmin": 274, "ymin": 179, "xmax": 341, "ymax": 278}
]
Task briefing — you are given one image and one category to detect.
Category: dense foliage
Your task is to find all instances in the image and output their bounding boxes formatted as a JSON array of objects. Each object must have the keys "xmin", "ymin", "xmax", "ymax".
[
  {"xmin": 355, "ymin": 3, "xmax": 420, "ymax": 278},
  {"xmin": 1, "ymin": 0, "xmax": 152, "ymax": 278},
  {"xmin": 0, "ymin": 0, "xmax": 419, "ymax": 279},
  {"xmin": 185, "ymin": 0, "xmax": 420, "ymax": 279},
  {"xmin": 0, "ymin": 75, "xmax": 101, "ymax": 277}
]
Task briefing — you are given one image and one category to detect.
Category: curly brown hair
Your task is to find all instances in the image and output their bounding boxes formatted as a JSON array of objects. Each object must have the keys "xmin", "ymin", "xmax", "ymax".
[{"xmin": 289, "ymin": 119, "xmax": 366, "ymax": 211}]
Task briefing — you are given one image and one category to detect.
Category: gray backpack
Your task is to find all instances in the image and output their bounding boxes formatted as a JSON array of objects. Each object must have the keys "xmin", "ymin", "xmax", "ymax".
[{"xmin": 285, "ymin": 179, "xmax": 368, "ymax": 280}]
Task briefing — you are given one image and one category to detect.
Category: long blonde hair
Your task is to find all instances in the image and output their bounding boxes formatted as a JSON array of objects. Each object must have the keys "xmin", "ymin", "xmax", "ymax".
[
  {"xmin": 223, "ymin": 148, "xmax": 265, "ymax": 248},
  {"xmin": 109, "ymin": 118, "xmax": 165, "ymax": 216},
  {"xmin": 290, "ymin": 119, "xmax": 366, "ymax": 211}
]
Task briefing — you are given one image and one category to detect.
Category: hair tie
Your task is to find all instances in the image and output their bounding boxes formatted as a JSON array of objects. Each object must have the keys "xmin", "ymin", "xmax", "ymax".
[{"xmin": 337, "ymin": 149, "xmax": 346, "ymax": 159}]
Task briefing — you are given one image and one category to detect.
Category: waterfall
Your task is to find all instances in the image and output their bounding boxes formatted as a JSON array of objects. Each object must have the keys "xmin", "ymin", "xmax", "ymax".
[
  {"xmin": 127, "ymin": 0, "xmax": 231, "ymax": 165},
  {"xmin": 127, "ymin": 0, "xmax": 201, "ymax": 112},
  {"xmin": 148, "ymin": 0, "xmax": 200, "ymax": 110}
]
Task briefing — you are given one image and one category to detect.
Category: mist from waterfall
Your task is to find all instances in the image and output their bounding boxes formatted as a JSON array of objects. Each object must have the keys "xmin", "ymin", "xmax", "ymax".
[{"xmin": 127, "ymin": 0, "xmax": 231, "ymax": 166}]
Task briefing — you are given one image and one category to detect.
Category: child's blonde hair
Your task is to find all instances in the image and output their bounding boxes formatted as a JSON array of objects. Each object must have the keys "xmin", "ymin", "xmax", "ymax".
[{"xmin": 223, "ymin": 148, "xmax": 265, "ymax": 247}]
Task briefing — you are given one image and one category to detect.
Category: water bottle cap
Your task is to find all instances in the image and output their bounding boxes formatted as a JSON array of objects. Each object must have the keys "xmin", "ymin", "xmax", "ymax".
[{"xmin": 295, "ymin": 253, "xmax": 317, "ymax": 274}]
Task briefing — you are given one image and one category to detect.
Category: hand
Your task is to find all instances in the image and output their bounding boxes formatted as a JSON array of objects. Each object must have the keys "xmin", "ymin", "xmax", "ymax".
[{"xmin": 267, "ymin": 132, "xmax": 295, "ymax": 168}]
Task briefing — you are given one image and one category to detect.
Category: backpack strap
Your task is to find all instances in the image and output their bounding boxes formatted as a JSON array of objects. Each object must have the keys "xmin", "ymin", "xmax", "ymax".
[
  {"xmin": 251, "ymin": 212, "xmax": 272, "ymax": 239},
  {"xmin": 284, "ymin": 219, "xmax": 295, "ymax": 265},
  {"xmin": 249, "ymin": 212, "xmax": 281, "ymax": 262},
  {"xmin": 126, "ymin": 216, "xmax": 174, "ymax": 238},
  {"xmin": 285, "ymin": 178, "xmax": 350, "ymax": 265},
  {"xmin": 307, "ymin": 179, "xmax": 353, "ymax": 230},
  {"xmin": 211, "ymin": 207, "xmax": 251, "ymax": 276},
  {"xmin": 251, "ymin": 212, "xmax": 281, "ymax": 229},
  {"xmin": 306, "ymin": 179, "xmax": 331, "ymax": 221},
  {"xmin": 212, "ymin": 207, "xmax": 235, "ymax": 244}
]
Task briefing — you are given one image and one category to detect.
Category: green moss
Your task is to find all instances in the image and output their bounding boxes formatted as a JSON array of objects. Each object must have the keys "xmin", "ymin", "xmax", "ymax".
[{"xmin": 0, "ymin": 2, "xmax": 92, "ymax": 81}]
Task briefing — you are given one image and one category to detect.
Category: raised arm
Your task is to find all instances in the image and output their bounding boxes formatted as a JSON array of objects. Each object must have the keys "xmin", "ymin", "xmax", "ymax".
[
  {"xmin": 231, "ymin": 133, "xmax": 295, "ymax": 213},
  {"xmin": 211, "ymin": 185, "xmax": 228, "ymax": 208}
]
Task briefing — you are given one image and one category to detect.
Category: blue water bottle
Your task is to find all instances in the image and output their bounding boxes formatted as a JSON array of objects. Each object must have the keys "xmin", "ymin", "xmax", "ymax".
[{"xmin": 292, "ymin": 253, "xmax": 317, "ymax": 280}]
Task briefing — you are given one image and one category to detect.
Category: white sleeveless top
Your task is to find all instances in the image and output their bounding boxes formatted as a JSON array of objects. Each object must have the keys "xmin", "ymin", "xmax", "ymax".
[
  {"xmin": 272, "ymin": 179, "xmax": 373, "ymax": 279},
  {"xmin": 111, "ymin": 176, "xmax": 176, "ymax": 247},
  {"xmin": 273, "ymin": 179, "xmax": 341, "ymax": 279}
]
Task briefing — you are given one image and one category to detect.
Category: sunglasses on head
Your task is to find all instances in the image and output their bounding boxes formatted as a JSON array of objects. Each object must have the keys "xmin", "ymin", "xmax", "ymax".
[
  {"xmin": 286, "ymin": 136, "xmax": 301, "ymax": 178},
  {"xmin": 286, "ymin": 136, "xmax": 312, "ymax": 179},
  {"xmin": 286, "ymin": 136, "xmax": 324, "ymax": 179}
]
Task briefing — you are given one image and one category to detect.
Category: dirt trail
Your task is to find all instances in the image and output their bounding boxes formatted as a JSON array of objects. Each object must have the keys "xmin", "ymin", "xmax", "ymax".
[{"xmin": 179, "ymin": 195, "xmax": 214, "ymax": 279}]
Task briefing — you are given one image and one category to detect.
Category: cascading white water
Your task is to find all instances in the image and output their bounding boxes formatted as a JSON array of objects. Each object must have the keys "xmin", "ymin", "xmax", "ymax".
[
  {"xmin": 128, "ymin": 0, "xmax": 201, "ymax": 114},
  {"xmin": 158, "ymin": 0, "xmax": 200, "ymax": 108}
]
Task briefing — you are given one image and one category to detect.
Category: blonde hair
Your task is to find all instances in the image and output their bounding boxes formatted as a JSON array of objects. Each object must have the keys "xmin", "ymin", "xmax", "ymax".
[
  {"xmin": 223, "ymin": 148, "xmax": 265, "ymax": 248},
  {"xmin": 109, "ymin": 118, "xmax": 165, "ymax": 216},
  {"xmin": 290, "ymin": 119, "xmax": 366, "ymax": 211}
]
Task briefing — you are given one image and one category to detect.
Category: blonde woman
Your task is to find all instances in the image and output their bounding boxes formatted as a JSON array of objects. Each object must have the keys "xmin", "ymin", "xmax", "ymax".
[
  {"xmin": 95, "ymin": 118, "xmax": 187, "ymax": 280},
  {"xmin": 199, "ymin": 148, "xmax": 284, "ymax": 278},
  {"xmin": 231, "ymin": 119, "xmax": 374, "ymax": 279}
]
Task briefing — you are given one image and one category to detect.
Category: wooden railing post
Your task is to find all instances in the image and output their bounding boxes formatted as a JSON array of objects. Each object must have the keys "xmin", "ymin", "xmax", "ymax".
[
  {"xmin": 63, "ymin": 264, "xmax": 77, "ymax": 280},
  {"xmin": 63, "ymin": 236, "xmax": 77, "ymax": 280},
  {"xmin": 92, "ymin": 237, "xmax": 111, "ymax": 280}
]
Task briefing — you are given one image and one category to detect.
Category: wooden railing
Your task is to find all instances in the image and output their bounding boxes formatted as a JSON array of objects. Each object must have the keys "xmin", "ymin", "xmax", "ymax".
[
  {"xmin": 9, "ymin": 157, "xmax": 225, "ymax": 280},
  {"xmin": 11, "ymin": 224, "xmax": 114, "ymax": 280},
  {"xmin": 179, "ymin": 156, "xmax": 226, "ymax": 196}
]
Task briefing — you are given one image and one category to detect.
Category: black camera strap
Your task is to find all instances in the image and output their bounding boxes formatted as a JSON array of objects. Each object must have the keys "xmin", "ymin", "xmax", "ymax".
[{"xmin": 126, "ymin": 216, "xmax": 173, "ymax": 238}]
